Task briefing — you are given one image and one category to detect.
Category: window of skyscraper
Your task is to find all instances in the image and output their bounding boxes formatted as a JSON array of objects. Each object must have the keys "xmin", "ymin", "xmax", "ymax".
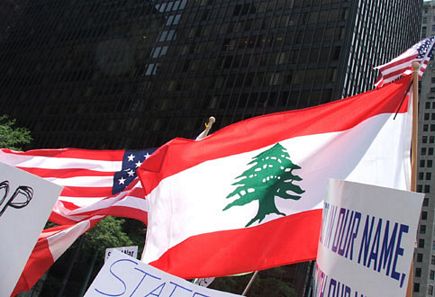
[
  {"xmin": 421, "ymin": 225, "xmax": 427, "ymax": 234},
  {"xmin": 414, "ymin": 282, "xmax": 420, "ymax": 292},
  {"xmin": 422, "ymin": 211, "xmax": 428, "ymax": 220},
  {"xmin": 419, "ymin": 240, "xmax": 425, "ymax": 249}
]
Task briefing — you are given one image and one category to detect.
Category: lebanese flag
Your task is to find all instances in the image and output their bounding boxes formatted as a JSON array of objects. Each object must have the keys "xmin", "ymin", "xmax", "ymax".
[
  {"xmin": 138, "ymin": 75, "xmax": 413, "ymax": 279},
  {"xmin": 12, "ymin": 216, "xmax": 103, "ymax": 296}
]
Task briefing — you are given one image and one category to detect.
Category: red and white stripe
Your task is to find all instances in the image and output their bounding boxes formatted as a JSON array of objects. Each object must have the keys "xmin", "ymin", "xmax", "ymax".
[
  {"xmin": 0, "ymin": 149, "xmax": 148, "ymax": 225},
  {"xmin": 12, "ymin": 216, "xmax": 103, "ymax": 295},
  {"xmin": 139, "ymin": 76, "xmax": 413, "ymax": 279},
  {"xmin": 374, "ymin": 36, "xmax": 435, "ymax": 87},
  {"xmin": 375, "ymin": 58, "xmax": 428, "ymax": 88}
]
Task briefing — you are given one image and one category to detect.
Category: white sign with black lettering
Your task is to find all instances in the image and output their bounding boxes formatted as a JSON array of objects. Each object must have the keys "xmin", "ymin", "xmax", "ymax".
[
  {"xmin": 0, "ymin": 162, "xmax": 62, "ymax": 297},
  {"xmin": 85, "ymin": 250, "xmax": 241, "ymax": 297},
  {"xmin": 105, "ymin": 246, "xmax": 138, "ymax": 262},
  {"xmin": 314, "ymin": 179, "xmax": 423, "ymax": 297}
]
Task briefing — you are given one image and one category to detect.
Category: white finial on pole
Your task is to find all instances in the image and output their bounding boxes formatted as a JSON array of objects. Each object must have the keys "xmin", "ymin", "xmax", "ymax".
[{"xmin": 196, "ymin": 116, "xmax": 216, "ymax": 140}]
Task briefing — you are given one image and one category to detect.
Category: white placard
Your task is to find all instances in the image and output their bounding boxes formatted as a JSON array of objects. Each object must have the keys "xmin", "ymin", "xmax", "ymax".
[
  {"xmin": 314, "ymin": 179, "xmax": 424, "ymax": 297},
  {"xmin": 0, "ymin": 162, "xmax": 62, "ymax": 297},
  {"xmin": 105, "ymin": 246, "xmax": 138, "ymax": 262},
  {"xmin": 194, "ymin": 277, "xmax": 215, "ymax": 288},
  {"xmin": 85, "ymin": 250, "xmax": 242, "ymax": 297}
]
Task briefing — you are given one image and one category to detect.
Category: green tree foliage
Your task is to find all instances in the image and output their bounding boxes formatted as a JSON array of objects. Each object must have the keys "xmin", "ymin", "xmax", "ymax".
[
  {"xmin": 82, "ymin": 216, "xmax": 134, "ymax": 256},
  {"xmin": 122, "ymin": 218, "xmax": 147, "ymax": 254},
  {"xmin": 224, "ymin": 143, "xmax": 304, "ymax": 226},
  {"xmin": 0, "ymin": 115, "xmax": 32, "ymax": 150}
]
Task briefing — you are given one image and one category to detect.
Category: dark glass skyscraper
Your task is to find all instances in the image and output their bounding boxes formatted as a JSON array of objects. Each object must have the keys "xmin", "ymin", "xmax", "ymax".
[
  {"xmin": 0, "ymin": 0, "xmax": 421, "ymax": 150},
  {"xmin": 0, "ymin": 1, "xmax": 422, "ymax": 296},
  {"xmin": 0, "ymin": 0, "xmax": 27, "ymax": 43}
]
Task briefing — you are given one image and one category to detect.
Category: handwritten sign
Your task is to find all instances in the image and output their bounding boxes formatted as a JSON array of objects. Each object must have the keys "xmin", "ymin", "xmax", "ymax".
[
  {"xmin": 194, "ymin": 278, "xmax": 215, "ymax": 288},
  {"xmin": 105, "ymin": 246, "xmax": 138, "ymax": 262},
  {"xmin": 0, "ymin": 162, "xmax": 62, "ymax": 297},
  {"xmin": 314, "ymin": 179, "xmax": 423, "ymax": 297},
  {"xmin": 85, "ymin": 250, "xmax": 241, "ymax": 297}
]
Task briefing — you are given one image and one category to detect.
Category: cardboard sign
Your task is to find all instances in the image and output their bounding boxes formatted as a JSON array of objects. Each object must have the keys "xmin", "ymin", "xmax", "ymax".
[
  {"xmin": 0, "ymin": 162, "xmax": 62, "ymax": 297},
  {"xmin": 85, "ymin": 250, "xmax": 241, "ymax": 297},
  {"xmin": 314, "ymin": 179, "xmax": 424, "ymax": 297},
  {"xmin": 105, "ymin": 246, "xmax": 138, "ymax": 262}
]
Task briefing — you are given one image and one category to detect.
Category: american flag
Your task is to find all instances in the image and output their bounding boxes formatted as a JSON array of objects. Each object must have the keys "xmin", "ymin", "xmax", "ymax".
[
  {"xmin": 0, "ymin": 147, "xmax": 156, "ymax": 295},
  {"xmin": 6, "ymin": 122, "xmax": 213, "ymax": 295},
  {"xmin": 375, "ymin": 36, "xmax": 435, "ymax": 87},
  {"xmin": 0, "ymin": 148, "xmax": 155, "ymax": 225}
]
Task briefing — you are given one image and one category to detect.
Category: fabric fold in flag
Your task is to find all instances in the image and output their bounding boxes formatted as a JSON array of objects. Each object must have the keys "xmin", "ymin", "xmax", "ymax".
[
  {"xmin": 374, "ymin": 35, "xmax": 435, "ymax": 87},
  {"xmin": 138, "ymin": 75, "xmax": 413, "ymax": 279},
  {"xmin": 12, "ymin": 216, "xmax": 103, "ymax": 296},
  {"xmin": 0, "ymin": 148, "xmax": 155, "ymax": 224}
]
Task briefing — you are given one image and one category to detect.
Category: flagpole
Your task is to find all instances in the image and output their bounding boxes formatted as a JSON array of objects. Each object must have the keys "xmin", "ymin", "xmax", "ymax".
[
  {"xmin": 242, "ymin": 271, "xmax": 259, "ymax": 296},
  {"xmin": 406, "ymin": 61, "xmax": 420, "ymax": 297},
  {"xmin": 411, "ymin": 61, "xmax": 419, "ymax": 191},
  {"xmin": 204, "ymin": 116, "xmax": 216, "ymax": 136},
  {"xmin": 192, "ymin": 116, "xmax": 216, "ymax": 287}
]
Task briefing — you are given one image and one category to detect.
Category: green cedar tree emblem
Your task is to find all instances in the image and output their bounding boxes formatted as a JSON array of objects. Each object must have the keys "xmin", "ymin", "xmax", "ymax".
[{"xmin": 223, "ymin": 143, "xmax": 304, "ymax": 227}]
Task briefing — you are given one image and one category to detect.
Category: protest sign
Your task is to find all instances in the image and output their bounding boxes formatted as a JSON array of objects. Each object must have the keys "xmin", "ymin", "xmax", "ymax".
[
  {"xmin": 0, "ymin": 162, "xmax": 62, "ymax": 297},
  {"xmin": 194, "ymin": 277, "xmax": 215, "ymax": 288},
  {"xmin": 314, "ymin": 179, "xmax": 423, "ymax": 297},
  {"xmin": 105, "ymin": 246, "xmax": 138, "ymax": 262},
  {"xmin": 85, "ymin": 250, "xmax": 242, "ymax": 297}
]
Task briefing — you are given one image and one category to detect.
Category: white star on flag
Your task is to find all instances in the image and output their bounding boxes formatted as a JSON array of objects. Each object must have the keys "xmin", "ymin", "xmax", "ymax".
[
  {"xmin": 144, "ymin": 153, "xmax": 150, "ymax": 159},
  {"xmin": 127, "ymin": 154, "xmax": 135, "ymax": 162},
  {"xmin": 135, "ymin": 160, "xmax": 142, "ymax": 168},
  {"xmin": 118, "ymin": 177, "xmax": 126, "ymax": 185},
  {"xmin": 127, "ymin": 170, "xmax": 135, "ymax": 177}
]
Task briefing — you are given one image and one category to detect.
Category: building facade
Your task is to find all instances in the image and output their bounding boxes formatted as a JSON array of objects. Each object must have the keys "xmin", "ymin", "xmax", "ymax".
[
  {"xmin": 0, "ymin": 0, "xmax": 421, "ymax": 150},
  {"xmin": 0, "ymin": 0, "xmax": 27, "ymax": 43},
  {"xmin": 0, "ymin": 0, "xmax": 422, "ymax": 296},
  {"xmin": 415, "ymin": 2, "xmax": 435, "ymax": 296}
]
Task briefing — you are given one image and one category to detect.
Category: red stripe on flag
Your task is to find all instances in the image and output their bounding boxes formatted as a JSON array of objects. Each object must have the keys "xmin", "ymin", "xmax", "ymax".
[
  {"xmin": 57, "ymin": 200, "xmax": 80, "ymax": 210},
  {"xmin": 149, "ymin": 209, "xmax": 321, "ymax": 279},
  {"xmin": 102, "ymin": 206, "xmax": 148, "ymax": 224},
  {"xmin": 377, "ymin": 55, "xmax": 417, "ymax": 72},
  {"xmin": 61, "ymin": 186, "xmax": 113, "ymax": 197},
  {"xmin": 382, "ymin": 66, "xmax": 413, "ymax": 80},
  {"xmin": 18, "ymin": 167, "xmax": 114, "ymax": 178},
  {"xmin": 12, "ymin": 237, "xmax": 54, "ymax": 296},
  {"xmin": 128, "ymin": 187, "xmax": 145, "ymax": 198},
  {"xmin": 49, "ymin": 211, "xmax": 79, "ymax": 225},
  {"xmin": 1, "ymin": 148, "xmax": 124, "ymax": 161}
]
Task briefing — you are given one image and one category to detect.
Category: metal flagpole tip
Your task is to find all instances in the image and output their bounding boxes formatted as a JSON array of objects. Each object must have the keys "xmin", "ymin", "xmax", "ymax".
[{"xmin": 205, "ymin": 116, "xmax": 216, "ymax": 129}]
